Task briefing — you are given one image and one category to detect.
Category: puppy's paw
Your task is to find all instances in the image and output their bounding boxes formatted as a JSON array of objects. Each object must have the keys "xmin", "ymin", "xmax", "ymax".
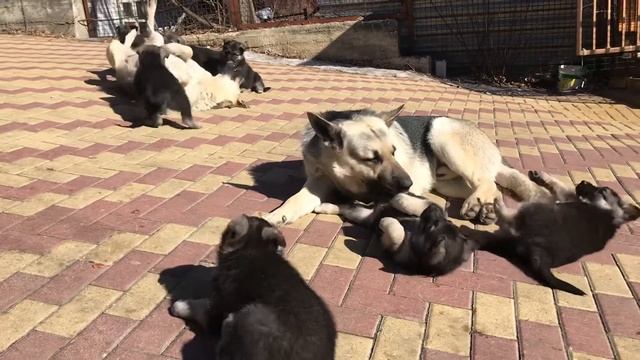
[
  {"xmin": 183, "ymin": 119, "xmax": 201, "ymax": 129},
  {"xmin": 314, "ymin": 203, "xmax": 340, "ymax": 215},
  {"xmin": 390, "ymin": 193, "xmax": 430, "ymax": 216},
  {"xmin": 169, "ymin": 300, "xmax": 191, "ymax": 319}
]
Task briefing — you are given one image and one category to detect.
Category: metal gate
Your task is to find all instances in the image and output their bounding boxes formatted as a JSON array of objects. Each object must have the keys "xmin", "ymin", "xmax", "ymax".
[{"xmin": 577, "ymin": 0, "xmax": 640, "ymax": 55}]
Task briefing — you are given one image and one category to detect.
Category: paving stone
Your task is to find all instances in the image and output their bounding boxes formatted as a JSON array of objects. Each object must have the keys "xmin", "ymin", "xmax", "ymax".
[
  {"xmin": 560, "ymin": 307, "xmax": 614, "ymax": 358},
  {"xmin": 425, "ymin": 304, "xmax": 471, "ymax": 356},
  {"xmin": 287, "ymin": 243, "xmax": 326, "ymax": 280},
  {"xmin": 515, "ymin": 282, "xmax": 559, "ymax": 325},
  {"xmin": 585, "ymin": 262, "xmax": 632, "ymax": 297},
  {"xmin": 0, "ymin": 300, "xmax": 58, "ymax": 351},
  {"xmin": 519, "ymin": 320, "xmax": 567, "ymax": 360},
  {"xmin": 471, "ymin": 333, "xmax": 518, "ymax": 360},
  {"xmin": 371, "ymin": 316, "xmax": 425, "ymax": 360},
  {"xmin": 51, "ymin": 314, "xmax": 137, "ymax": 359},
  {"xmin": 106, "ymin": 273, "xmax": 167, "ymax": 320},
  {"xmin": 0, "ymin": 251, "xmax": 39, "ymax": 281},
  {"xmin": 37, "ymin": 285, "xmax": 121, "ymax": 338},
  {"xmin": 0, "ymin": 330, "xmax": 68, "ymax": 360},
  {"xmin": 473, "ymin": 292, "xmax": 516, "ymax": 339},
  {"xmin": 22, "ymin": 240, "xmax": 95, "ymax": 277},
  {"xmin": 611, "ymin": 336, "xmax": 640, "ymax": 360},
  {"xmin": 335, "ymin": 332, "xmax": 373, "ymax": 360}
]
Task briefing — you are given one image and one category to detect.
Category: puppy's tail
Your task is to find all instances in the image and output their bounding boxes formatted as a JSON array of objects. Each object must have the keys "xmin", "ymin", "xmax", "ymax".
[{"xmin": 495, "ymin": 163, "xmax": 548, "ymax": 202}]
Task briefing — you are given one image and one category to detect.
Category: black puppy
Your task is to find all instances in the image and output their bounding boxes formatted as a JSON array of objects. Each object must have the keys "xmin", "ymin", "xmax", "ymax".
[
  {"xmin": 190, "ymin": 40, "xmax": 267, "ymax": 93},
  {"xmin": 133, "ymin": 46, "xmax": 200, "ymax": 129},
  {"xmin": 116, "ymin": 24, "xmax": 145, "ymax": 50},
  {"xmin": 315, "ymin": 200, "xmax": 475, "ymax": 276},
  {"xmin": 490, "ymin": 171, "xmax": 640, "ymax": 295},
  {"xmin": 169, "ymin": 215, "xmax": 336, "ymax": 359}
]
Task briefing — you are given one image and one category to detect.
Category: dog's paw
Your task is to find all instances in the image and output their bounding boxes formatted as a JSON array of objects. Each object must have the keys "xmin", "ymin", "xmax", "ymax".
[
  {"xmin": 262, "ymin": 212, "xmax": 287, "ymax": 227},
  {"xmin": 314, "ymin": 203, "xmax": 340, "ymax": 215},
  {"xmin": 528, "ymin": 170, "xmax": 547, "ymax": 185},
  {"xmin": 461, "ymin": 196, "xmax": 497, "ymax": 224},
  {"xmin": 477, "ymin": 202, "xmax": 497, "ymax": 225}
]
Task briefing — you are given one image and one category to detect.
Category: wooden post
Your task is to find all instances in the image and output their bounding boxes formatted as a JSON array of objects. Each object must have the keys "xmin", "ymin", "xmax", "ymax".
[
  {"xmin": 228, "ymin": 0, "xmax": 242, "ymax": 28},
  {"xmin": 593, "ymin": 0, "xmax": 597, "ymax": 50},
  {"xmin": 577, "ymin": 0, "xmax": 584, "ymax": 55},
  {"xmin": 622, "ymin": 0, "xmax": 626, "ymax": 47}
]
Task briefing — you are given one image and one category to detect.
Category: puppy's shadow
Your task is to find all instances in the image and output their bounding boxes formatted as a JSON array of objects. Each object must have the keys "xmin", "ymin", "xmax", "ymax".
[
  {"xmin": 85, "ymin": 69, "xmax": 192, "ymax": 129},
  {"xmin": 158, "ymin": 265, "xmax": 219, "ymax": 360},
  {"xmin": 341, "ymin": 223, "xmax": 410, "ymax": 275}
]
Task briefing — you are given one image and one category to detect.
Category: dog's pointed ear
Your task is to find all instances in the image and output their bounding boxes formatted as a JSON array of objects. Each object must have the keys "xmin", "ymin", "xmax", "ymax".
[
  {"xmin": 377, "ymin": 104, "xmax": 405, "ymax": 126},
  {"xmin": 307, "ymin": 112, "xmax": 343, "ymax": 149},
  {"xmin": 220, "ymin": 215, "xmax": 250, "ymax": 254},
  {"xmin": 622, "ymin": 204, "xmax": 640, "ymax": 222}
]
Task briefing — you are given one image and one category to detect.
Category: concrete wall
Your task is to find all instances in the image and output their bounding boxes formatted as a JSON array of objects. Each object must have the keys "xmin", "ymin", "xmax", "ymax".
[
  {"xmin": 183, "ymin": 19, "xmax": 430, "ymax": 73},
  {"xmin": 0, "ymin": 0, "xmax": 88, "ymax": 38}
]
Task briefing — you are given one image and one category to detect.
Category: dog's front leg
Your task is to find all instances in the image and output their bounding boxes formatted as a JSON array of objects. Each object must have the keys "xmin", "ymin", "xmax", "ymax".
[
  {"xmin": 262, "ymin": 177, "xmax": 333, "ymax": 226},
  {"xmin": 390, "ymin": 193, "xmax": 431, "ymax": 217}
]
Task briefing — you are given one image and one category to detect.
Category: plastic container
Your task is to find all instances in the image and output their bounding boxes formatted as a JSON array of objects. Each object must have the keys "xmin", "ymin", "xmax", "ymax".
[{"xmin": 558, "ymin": 65, "xmax": 586, "ymax": 92}]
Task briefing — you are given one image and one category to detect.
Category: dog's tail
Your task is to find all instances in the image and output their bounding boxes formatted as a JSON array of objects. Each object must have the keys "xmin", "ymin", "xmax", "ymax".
[{"xmin": 495, "ymin": 163, "xmax": 549, "ymax": 202}]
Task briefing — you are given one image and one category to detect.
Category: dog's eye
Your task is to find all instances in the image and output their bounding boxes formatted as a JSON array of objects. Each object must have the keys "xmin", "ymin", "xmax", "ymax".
[
  {"xmin": 391, "ymin": 146, "xmax": 397, "ymax": 155},
  {"xmin": 364, "ymin": 151, "xmax": 381, "ymax": 164}
]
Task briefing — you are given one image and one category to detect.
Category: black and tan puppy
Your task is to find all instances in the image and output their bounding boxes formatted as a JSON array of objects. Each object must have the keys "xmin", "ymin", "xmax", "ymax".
[
  {"xmin": 133, "ymin": 45, "xmax": 200, "ymax": 129},
  {"xmin": 190, "ymin": 40, "xmax": 267, "ymax": 93},
  {"xmin": 169, "ymin": 215, "xmax": 336, "ymax": 359},
  {"xmin": 490, "ymin": 170, "xmax": 640, "ymax": 295},
  {"xmin": 316, "ymin": 199, "xmax": 475, "ymax": 276}
]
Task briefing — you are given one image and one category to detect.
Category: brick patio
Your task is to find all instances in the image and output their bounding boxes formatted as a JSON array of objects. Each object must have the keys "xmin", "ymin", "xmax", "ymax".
[{"xmin": 0, "ymin": 35, "xmax": 639, "ymax": 360}]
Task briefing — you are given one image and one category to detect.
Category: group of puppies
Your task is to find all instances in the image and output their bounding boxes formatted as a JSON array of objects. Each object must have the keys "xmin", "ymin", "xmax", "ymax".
[
  {"xmin": 316, "ymin": 169, "xmax": 640, "ymax": 295},
  {"xmin": 105, "ymin": 0, "xmax": 266, "ymax": 129},
  {"xmin": 166, "ymin": 169, "xmax": 640, "ymax": 359}
]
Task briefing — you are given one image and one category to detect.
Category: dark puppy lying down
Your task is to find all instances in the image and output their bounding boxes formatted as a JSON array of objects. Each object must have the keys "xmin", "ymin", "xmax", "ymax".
[
  {"xmin": 170, "ymin": 215, "xmax": 336, "ymax": 359},
  {"xmin": 317, "ymin": 170, "xmax": 640, "ymax": 294},
  {"xmin": 488, "ymin": 170, "xmax": 640, "ymax": 295},
  {"xmin": 315, "ymin": 199, "xmax": 477, "ymax": 276},
  {"xmin": 188, "ymin": 40, "xmax": 267, "ymax": 93}
]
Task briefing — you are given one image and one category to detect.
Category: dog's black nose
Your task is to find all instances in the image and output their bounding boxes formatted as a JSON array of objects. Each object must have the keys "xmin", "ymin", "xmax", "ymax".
[{"xmin": 397, "ymin": 176, "xmax": 413, "ymax": 192}]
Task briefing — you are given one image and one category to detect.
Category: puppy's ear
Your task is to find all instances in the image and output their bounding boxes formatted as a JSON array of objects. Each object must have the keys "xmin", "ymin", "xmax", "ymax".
[
  {"xmin": 261, "ymin": 226, "xmax": 286, "ymax": 249},
  {"xmin": 220, "ymin": 215, "xmax": 250, "ymax": 254},
  {"xmin": 622, "ymin": 204, "xmax": 640, "ymax": 222},
  {"xmin": 307, "ymin": 112, "xmax": 343, "ymax": 149},
  {"xmin": 377, "ymin": 104, "xmax": 404, "ymax": 127}
]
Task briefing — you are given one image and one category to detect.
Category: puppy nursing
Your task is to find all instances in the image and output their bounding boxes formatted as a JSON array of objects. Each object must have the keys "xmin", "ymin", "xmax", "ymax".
[{"xmin": 169, "ymin": 215, "xmax": 336, "ymax": 359}]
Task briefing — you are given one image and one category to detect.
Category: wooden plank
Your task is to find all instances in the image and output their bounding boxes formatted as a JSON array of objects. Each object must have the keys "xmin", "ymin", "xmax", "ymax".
[
  {"xmin": 622, "ymin": 0, "xmax": 627, "ymax": 47},
  {"xmin": 606, "ymin": 0, "xmax": 611, "ymax": 49},
  {"xmin": 593, "ymin": 0, "xmax": 598, "ymax": 50},
  {"xmin": 577, "ymin": 0, "xmax": 584, "ymax": 55}
]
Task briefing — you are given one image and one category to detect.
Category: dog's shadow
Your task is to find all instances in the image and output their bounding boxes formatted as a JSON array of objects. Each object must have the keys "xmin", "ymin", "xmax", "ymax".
[
  {"xmin": 85, "ymin": 69, "xmax": 191, "ymax": 129},
  {"xmin": 226, "ymin": 159, "xmax": 306, "ymax": 201},
  {"xmin": 158, "ymin": 265, "xmax": 219, "ymax": 360}
]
